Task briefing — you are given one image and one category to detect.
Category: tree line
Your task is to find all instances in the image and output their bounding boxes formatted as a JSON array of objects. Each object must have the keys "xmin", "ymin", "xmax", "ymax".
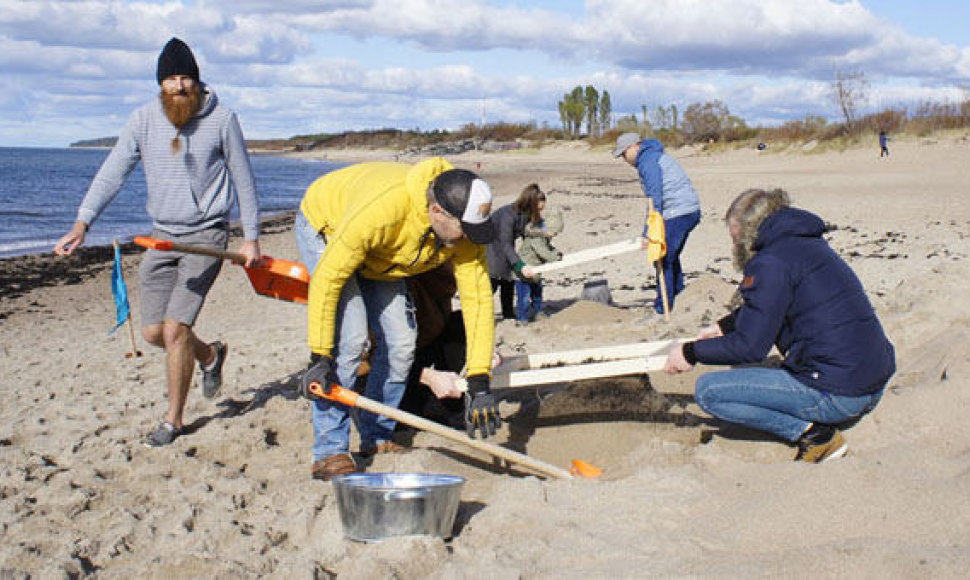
[
  {"xmin": 561, "ymin": 71, "xmax": 970, "ymax": 148},
  {"xmin": 557, "ymin": 83, "xmax": 753, "ymax": 143},
  {"xmin": 245, "ymin": 70, "xmax": 970, "ymax": 152},
  {"xmin": 558, "ymin": 86, "xmax": 612, "ymax": 137}
]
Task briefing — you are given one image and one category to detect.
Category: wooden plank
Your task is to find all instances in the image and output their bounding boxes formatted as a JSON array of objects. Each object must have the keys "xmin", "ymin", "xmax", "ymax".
[
  {"xmin": 458, "ymin": 352, "xmax": 673, "ymax": 392},
  {"xmin": 490, "ymin": 356, "xmax": 668, "ymax": 389},
  {"xmin": 530, "ymin": 238, "xmax": 642, "ymax": 274},
  {"xmin": 494, "ymin": 339, "xmax": 684, "ymax": 373}
]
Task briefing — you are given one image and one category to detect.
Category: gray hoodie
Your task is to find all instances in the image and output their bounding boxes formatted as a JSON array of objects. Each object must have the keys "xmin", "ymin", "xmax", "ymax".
[{"xmin": 77, "ymin": 85, "xmax": 260, "ymax": 240}]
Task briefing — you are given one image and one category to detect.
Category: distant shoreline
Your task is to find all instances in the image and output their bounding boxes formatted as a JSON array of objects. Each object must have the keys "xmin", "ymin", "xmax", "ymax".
[{"xmin": 0, "ymin": 211, "xmax": 297, "ymax": 307}]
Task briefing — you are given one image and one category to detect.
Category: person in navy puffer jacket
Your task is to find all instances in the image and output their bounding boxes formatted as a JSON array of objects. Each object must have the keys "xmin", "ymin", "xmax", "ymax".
[{"xmin": 665, "ymin": 188, "xmax": 895, "ymax": 463}]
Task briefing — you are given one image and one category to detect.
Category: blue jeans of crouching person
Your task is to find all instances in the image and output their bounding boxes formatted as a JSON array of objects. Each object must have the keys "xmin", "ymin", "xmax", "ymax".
[{"xmin": 694, "ymin": 367, "xmax": 885, "ymax": 442}]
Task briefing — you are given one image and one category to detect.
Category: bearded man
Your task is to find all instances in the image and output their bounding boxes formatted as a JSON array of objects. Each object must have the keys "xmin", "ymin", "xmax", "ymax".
[
  {"xmin": 664, "ymin": 188, "xmax": 895, "ymax": 463},
  {"xmin": 55, "ymin": 38, "xmax": 261, "ymax": 447}
]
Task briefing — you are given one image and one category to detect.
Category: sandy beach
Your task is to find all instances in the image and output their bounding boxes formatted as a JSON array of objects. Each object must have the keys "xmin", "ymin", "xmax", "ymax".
[{"xmin": 2, "ymin": 136, "xmax": 970, "ymax": 577}]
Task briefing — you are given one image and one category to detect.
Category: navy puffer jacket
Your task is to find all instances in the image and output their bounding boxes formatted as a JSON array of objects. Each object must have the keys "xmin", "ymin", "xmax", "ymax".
[{"xmin": 693, "ymin": 207, "xmax": 895, "ymax": 396}]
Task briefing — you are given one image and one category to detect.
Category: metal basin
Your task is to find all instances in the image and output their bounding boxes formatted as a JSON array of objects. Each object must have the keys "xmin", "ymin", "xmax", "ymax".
[{"xmin": 331, "ymin": 473, "xmax": 465, "ymax": 542}]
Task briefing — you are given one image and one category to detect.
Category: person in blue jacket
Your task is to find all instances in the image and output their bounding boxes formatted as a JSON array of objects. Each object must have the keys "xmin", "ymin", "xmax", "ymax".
[
  {"xmin": 664, "ymin": 188, "xmax": 895, "ymax": 463},
  {"xmin": 614, "ymin": 133, "xmax": 701, "ymax": 315}
]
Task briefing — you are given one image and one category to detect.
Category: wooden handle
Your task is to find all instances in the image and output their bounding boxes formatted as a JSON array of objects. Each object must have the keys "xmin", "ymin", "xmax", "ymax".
[
  {"xmin": 530, "ymin": 238, "xmax": 641, "ymax": 275},
  {"xmin": 134, "ymin": 236, "xmax": 246, "ymax": 265},
  {"xmin": 309, "ymin": 382, "xmax": 575, "ymax": 479}
]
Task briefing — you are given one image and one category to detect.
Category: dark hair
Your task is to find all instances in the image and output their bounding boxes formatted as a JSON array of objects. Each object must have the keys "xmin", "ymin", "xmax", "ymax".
[
  {"xmin": 430, "ymin": 169, "xmax": 477, "ymax": 217},
  {"xmin": 512, "ymin": 183, "xmax": 545, "ymax": 225}
]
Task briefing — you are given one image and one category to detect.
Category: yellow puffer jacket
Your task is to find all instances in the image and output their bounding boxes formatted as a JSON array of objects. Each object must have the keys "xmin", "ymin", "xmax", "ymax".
[{"xmin": 300, "ymin": 158, "xmax": 494, "ymax": 376}]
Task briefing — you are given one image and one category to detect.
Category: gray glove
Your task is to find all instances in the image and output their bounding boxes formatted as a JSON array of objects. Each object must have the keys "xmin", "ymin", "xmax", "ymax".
[
  {"xmin": 464, "ymin": 374, "xmax": 501, "ymax": 439},
  {"xmin": 301, "ymin": 353, "xmax": 339, "ymax": 399}
]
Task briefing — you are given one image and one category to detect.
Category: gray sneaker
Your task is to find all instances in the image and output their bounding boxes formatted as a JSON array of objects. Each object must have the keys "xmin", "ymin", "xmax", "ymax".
[
  {"xmin": 144, "ymin": 422, "xmax": 181, "ymax": 448},
  {"xmin": 201, "ymin": 341, "xmax": 228, "ymax": 399}
]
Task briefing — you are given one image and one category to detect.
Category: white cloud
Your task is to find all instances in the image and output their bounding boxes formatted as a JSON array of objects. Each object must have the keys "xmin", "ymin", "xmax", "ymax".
[{"xmin": 2, "ymin": 0, "xmax": 970, "ymax": 146}]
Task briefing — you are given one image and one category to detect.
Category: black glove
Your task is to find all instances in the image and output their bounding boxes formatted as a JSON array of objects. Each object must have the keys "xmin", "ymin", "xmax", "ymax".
[
  {"xmin": 463, "ymin": 374, "xmax": 501, "ymax": 439},
  {"xmin": 301, "ymin": 353, "xmax": 339, "ymax": 399}
]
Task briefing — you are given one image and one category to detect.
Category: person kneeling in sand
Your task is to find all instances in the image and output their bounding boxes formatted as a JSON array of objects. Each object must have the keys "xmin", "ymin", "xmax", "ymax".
[
  {"xmin": 664, "ymin": 188, "xmax": 895, "ymax": 462},
  {"xmin": 295, "ymin": 159, "xmax": 501, "ymax": 481}
]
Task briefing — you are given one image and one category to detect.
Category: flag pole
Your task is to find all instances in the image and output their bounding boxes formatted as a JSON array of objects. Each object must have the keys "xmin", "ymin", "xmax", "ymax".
[
  {"xmin": 647, "ymin": 200, "xmax": 671, "ymax": 322},
  {"xmin": 113, "ymin": 239, "xmax": 142, "ymax": 358},
  {"xmin": 125, "ymin": 311, "xmax": 142, "ymax": 359}
]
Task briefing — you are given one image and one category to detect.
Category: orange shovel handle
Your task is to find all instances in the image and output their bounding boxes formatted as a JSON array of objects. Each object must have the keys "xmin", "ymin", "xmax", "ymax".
[
  {"xmin": 134, "ymin": 235, "xmax": 247, "ymax": 265},
  {"xmin": 308, "ymin": 382, "xmax": 359, "ymax": 406},
  {"xmin": 308, "ymin": 380, "xmax": 597, "ymax": 480}
]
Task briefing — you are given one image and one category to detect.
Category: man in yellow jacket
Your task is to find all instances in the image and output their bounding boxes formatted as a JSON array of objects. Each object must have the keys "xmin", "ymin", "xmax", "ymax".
[{"xmin": 295, "ymin": 157, "xmax": 499, "ymax": 480}]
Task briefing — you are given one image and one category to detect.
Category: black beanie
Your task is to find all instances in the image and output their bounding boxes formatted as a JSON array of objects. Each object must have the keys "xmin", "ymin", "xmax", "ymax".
[{"xmin": 156, "ymin": 38, "xmax": 200, "ymax": 85}]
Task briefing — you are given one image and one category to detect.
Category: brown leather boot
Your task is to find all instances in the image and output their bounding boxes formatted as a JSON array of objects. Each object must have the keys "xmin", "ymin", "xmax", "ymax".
[
  {"xmin": 310, "ymin": 453, "xmax": 356, "ymax": 480},
  {"xmin": 359, "ymin": 440, "xmax": 407, "ymax": 458}
]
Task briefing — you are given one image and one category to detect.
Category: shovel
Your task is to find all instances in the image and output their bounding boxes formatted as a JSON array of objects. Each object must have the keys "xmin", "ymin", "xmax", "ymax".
[
  {"xmin": 307, "ymin": 381, "xmax": 602, "ymax": 480},
  {"xmin": 134, "ymin": 236, "xmax": 310, "ymax": 304}
]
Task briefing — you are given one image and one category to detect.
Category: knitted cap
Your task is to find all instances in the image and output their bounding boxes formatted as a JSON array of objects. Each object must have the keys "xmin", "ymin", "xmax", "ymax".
[{"xmin": 156, "ymin": 37, "xmax": 199, "ymax": 85}]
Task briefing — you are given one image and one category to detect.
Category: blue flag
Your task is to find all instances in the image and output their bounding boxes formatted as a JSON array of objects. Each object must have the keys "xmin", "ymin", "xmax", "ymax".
[{"xmin": 110, "ymin": 242, "xmax": 130, "ymax": 334}]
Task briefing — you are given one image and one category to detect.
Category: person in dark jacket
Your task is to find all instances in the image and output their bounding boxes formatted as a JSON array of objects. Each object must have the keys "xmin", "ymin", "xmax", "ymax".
[
  {"xmin": 486, "ymin": 185, "xmax": 539, "ymax": 319},
  {"xmin": 664, "ymin": 188, "xmax": 895, "ymax": 463},
  {"xmin": 397, "ymin": 265, "xmax": 467, "ymax": 430},
  {"xmin": 878, "ymin": 130, "xmax": 890, "ymax": 157}
]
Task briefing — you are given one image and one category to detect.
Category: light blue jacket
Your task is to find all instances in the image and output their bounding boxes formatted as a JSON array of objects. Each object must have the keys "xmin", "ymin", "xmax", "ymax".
[{"xmin": 635, "ymin": 138, "xmax": 700, "ymax": 229}]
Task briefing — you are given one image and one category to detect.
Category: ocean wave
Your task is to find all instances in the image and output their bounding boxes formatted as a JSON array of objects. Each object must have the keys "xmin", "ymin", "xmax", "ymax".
[
  {"xmin": 0, "ymin": 209, "xmax": 47, "ymax": 218},
  {"xmin": 0, "ymin": 239, "xmax": 58, "ymax": 259}
]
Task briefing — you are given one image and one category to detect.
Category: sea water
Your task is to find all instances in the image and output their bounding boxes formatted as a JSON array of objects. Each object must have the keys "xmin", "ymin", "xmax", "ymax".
[{"xmin": 0, "ymin": 147, "xmax": 344, "ymax": 258}]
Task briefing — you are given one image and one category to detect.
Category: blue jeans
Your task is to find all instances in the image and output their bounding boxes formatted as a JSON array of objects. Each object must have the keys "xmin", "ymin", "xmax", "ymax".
[
  {"xmin": 694, "ymin": 367, "xmax": 884, "ymax": 442},
  {"xmin": 296, "ymin": 213, "xmax": 417, "ymax": 461},
  {"xmin": 655, "ymin": 210, "xmax": 700, "ymax": 314},
  {"xmin": 514, "ymin": 279, "xmax": 543, "ymax": 321}
]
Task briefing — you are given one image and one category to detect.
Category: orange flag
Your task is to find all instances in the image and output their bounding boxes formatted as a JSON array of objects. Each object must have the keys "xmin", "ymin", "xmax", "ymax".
[{"xmin": 646, "ymin": 210, "xmax": 667, "ymax": 262}]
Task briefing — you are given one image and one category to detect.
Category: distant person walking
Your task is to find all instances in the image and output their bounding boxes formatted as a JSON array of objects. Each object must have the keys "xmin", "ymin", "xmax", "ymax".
[
  {"xmin": 54, "ymin": 38, "xmax": 261, "ymax": 447},
  {"xmin": 614, "ymin": 133, "xmax": 701, "ymax": 315},
  {"xmin": 878, "ymin": 131, "xmax": 890, "ymax": 157}
]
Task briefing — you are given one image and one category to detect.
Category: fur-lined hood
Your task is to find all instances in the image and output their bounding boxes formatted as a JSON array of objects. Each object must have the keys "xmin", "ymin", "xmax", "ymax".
[{"xmin": 753, "ymin": 207, "xmax": 826, "ymax": 252}]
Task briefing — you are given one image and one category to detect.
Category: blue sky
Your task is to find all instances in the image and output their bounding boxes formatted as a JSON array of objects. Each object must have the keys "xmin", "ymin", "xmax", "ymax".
[{"xmin": 2, "ymin": 0, "xmax": 968, "ymax": 147}]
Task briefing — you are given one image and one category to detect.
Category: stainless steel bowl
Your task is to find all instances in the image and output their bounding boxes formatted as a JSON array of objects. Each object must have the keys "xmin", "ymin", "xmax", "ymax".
[{"xmin": 331, "ymin": 473, "xmax": 465, "ymax": 542}]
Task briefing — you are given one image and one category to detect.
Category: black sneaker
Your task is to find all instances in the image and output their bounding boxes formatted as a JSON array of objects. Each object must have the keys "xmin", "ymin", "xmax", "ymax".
[
  {"xmin": 795, "ymin": 423, "xmax": 848, "ymax": 463},
  {"xmin": 201, "ymin": 341, "xmax": 228, "ymax": 399},
  {"xmin": 144, "ymin": 422, "xmax": 181, "ymax": 448}
]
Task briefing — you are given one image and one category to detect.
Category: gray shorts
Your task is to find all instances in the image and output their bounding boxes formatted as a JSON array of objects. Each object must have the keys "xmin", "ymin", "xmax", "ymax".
[{"xmin": 138, "ymin": 226, "xmax": 228, "ymax": 327}]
